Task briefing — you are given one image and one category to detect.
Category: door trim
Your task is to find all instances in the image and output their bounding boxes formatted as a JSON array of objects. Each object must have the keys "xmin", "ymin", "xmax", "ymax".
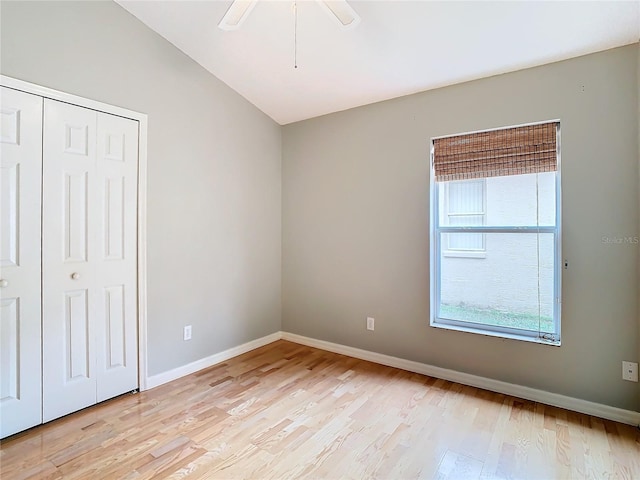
[{"xmin": 1, "ymin": 75, "xmax": 149, "ymax": 391}]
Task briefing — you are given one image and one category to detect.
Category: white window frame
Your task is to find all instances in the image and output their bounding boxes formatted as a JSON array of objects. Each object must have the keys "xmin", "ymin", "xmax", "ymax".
[
  {"xmin": 443, "ymin": 179, "xmax": 486, "ymax": 258},
  {"xmin": 429, "ymin": 121, "xmax": 562, "ymax": 345}
]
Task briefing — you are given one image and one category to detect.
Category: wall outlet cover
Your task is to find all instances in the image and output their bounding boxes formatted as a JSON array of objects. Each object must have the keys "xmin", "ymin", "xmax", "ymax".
[{"xmin": 622, "ymin": 361, "xmax": 638, "ymax": 382}]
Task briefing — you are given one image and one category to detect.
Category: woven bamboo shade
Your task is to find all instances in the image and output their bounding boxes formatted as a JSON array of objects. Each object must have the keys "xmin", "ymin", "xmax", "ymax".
[{"xmin": 433, "ymin": 122, "xmax": 558, "ymax": 182}]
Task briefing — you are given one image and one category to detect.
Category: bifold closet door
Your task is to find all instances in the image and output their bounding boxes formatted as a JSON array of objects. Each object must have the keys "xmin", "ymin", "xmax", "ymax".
[
  {"xmin": 94, "ymin": 111, "xmax": 139, "ymax": 403},
  {"xmin": 42, "ymin": 99, "xmax": 139, "ymax": 422},
  {"xmin": 0, "ymin": 87, "xmax": 43, "ymax": 438}
]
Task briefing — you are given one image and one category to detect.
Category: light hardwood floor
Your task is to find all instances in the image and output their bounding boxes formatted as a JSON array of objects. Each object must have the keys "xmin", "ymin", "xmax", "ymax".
[{"xmin": 1, "ymin": 340, "xmax": 639, "ymax": 479}]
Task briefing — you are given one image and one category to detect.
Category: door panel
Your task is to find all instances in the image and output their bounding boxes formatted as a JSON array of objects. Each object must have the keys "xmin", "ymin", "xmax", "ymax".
[
  {"xmin": 1, "ymin": 298, "xmax": 19, "ymax": 403},
  {"xmin": 95, "ymin": 112, "xmax": 138, "ymax": 402},
  {"xmin": 104, "ymin": 285, "xmax": 125, "ymax": 368},
  {"xmin": 42, "ymin": 99, "xmax": 98, "ymax": 422},
  {"xmin": 104, "ymin": 176, "xmax": 125, "ymax": 260},
  {"xmin": 0, "ymin": 87, "xmax": 43, "ymax": 438},
  {"xmin": 65, "ymin": 289, "xmax": 90, "ymax": 380},
  {"xmin": 64, "ymin": 171, "xmax": 89, "ymax": 262},
  {"xmin": 1, "ymin": 162, "xmax": 19, "ymax": 267}
]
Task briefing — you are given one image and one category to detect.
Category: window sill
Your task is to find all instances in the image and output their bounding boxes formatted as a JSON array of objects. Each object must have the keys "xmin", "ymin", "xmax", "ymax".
[
  {"xmin": 430, "ymin": 320, "xmax": 561, "ymax": 346},
  {"xmin": 443, "ymin": 250, "xmax": 486, "ymax": 259}
]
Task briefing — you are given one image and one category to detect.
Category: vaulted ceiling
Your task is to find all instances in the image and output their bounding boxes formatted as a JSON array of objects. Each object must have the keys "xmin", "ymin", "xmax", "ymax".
[{"xmin": 117, "ymin": 1, "xmax": 640, "ymax": 125}]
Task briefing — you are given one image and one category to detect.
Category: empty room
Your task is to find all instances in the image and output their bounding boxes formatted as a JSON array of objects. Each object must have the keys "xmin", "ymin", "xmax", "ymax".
[{"xmin": 0, "ymin": 0, "xmax": 639, "ymax": 478}]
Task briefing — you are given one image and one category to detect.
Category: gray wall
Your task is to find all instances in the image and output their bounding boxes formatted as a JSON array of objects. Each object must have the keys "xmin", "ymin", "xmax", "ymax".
[
  {"xmin": 282, "ymin": 44, "xmax": 640, "ymax": 411},
  {"xmin": 1, "ymin": 1, "xmax": 282, "ymax": 376}
]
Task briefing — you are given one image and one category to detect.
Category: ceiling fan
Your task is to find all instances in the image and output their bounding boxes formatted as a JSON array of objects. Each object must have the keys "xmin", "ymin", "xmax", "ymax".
[{"xmin": 218, "ymin": 0, "xmax": 361, "ymax": 31}]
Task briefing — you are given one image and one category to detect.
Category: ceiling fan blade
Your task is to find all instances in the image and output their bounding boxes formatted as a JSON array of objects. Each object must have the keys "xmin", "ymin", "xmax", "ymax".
[
  {"xmin": 218, "ymin": 0, "xmax": 258, "ymax": 31},
  {"xmin": 316, "ymin": 0, "xmax": 360, "ymax": 29}
]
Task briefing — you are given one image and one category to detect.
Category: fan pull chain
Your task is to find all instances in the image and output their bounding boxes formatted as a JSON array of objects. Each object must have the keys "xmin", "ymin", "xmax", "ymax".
[{"xmin": 293, "ymin": 1, "xmax": 298, "ymax": 69}]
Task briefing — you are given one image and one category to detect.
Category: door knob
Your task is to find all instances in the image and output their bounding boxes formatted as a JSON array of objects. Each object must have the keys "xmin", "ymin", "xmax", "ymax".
[
  {"xmin": 0, "ymin": 279, "xmax": 8, "ymax": 288},
  {"xmin": 71, "ymin": 272, "xmax": 81, "ymax": 280}
]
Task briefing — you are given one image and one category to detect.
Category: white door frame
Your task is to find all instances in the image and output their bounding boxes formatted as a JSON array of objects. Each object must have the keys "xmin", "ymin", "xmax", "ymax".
[{"xmin": 1, "ymin": 75, "xmax": 149, "ymax": 391}]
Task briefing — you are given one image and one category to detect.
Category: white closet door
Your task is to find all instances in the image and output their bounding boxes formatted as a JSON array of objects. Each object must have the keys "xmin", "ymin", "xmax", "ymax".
[
  {"xmin": 42, "ymin": 100, "xmax": 139, "ymax": 422},
  {"xmin": 0, "ymin": 87, "xmax": 43, "ymax": 438},
  {"xmin": 42, "ymin": 99, "xmax": 99, "ymax": 422},
  {"xmin": 95, "ymin": 112, "xmax": 138, "ymax": 402}
]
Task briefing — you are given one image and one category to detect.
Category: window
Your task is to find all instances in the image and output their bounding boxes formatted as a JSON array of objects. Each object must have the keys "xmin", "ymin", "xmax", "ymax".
[
  {"xmin": 430, "ymin": 122, "xmax": 561, "ymax": 344},
  {"xmin": 444, "ymin": 179, "xmax": 486, "ymax": 256}
]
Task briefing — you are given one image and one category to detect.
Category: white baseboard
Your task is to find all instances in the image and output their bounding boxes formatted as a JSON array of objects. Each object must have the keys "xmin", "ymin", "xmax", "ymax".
[
  {"xmin": 145, "ymin": 332, "xmax": 282, "ymax": 390},
  {"xmin": 143, "ymin": 330, "xmax": 639, "ymax": 426},
  {"xmin": 281, "ymin": 332, "xmax": 640, "ymax": 427}
]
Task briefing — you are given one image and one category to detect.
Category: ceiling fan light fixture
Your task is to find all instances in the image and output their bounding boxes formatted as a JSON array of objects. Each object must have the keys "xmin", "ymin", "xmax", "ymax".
[
  {"xmin": 316, "ymin": 0, "xmax": 360, "ymax": 29},
  {"xmin": 218, "ymin": 0, "xmax": 258, "ymax": 31}
]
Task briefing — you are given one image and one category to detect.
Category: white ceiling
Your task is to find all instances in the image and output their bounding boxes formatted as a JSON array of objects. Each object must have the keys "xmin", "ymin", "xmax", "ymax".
[{"xmin": 117, "ymin": 0, "xmax": 640, "ymax": 125}]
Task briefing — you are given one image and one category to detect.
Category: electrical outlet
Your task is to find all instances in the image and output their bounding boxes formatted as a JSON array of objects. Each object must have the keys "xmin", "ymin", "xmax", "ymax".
[
  {"xmin": 622, "ymin": 361, "xmax": 638, "ymax": 382},
  {"xmin": 366, "ymin": 317, "xmax": 375, "ymax": 331},
  {"xmin": 183, "ymin": 325, "xmax": 192, "ymax": 341}
]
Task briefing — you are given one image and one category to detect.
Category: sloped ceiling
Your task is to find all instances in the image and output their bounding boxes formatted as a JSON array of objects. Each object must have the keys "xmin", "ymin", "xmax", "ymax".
[{"xmin": 117, "ymin": 0, "xmax": 640, "ymax": 125}]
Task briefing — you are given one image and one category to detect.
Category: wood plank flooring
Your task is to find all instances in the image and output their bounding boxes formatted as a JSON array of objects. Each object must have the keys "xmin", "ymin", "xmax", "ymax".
[{"xmin": 1, "ymin": 340, "xmax": 639, "ymax": 479}]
